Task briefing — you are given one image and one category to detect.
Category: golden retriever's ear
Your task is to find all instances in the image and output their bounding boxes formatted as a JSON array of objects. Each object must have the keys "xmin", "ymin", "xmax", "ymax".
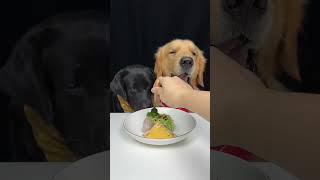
[
  {"xmin": 280, "ymin": 31, "xmax": 301, "ymax": 82},
  {"xmin": 154, "ymin": 47, "xmax": 165, "ymax": 77},
  {"xmin": 279, "ymin": 1, "xmax": 304, "ymax": 82},
  {"xmin": 196, "ymin": 49, "xmax": 207, "ymax": 87}
]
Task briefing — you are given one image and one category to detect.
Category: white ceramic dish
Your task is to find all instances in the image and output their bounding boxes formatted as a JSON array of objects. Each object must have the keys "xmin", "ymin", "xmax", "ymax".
[
  {"xmin": 53, "ymin": 151, "xmax": 108, "ymax": 180},
  {"xmin": 212, "ymin": 151, "xmax": 270, "ymax": 180},
  {"xmin": 123, "ymin": 107, "xmax": 196, "ymax": 145}
]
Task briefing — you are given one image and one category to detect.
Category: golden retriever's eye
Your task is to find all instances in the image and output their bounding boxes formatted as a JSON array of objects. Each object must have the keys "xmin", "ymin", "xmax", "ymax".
[
  {"xmin": 192, "ymin": 52, "xmax": 197, "ymax": 56},
  {"xmin": 169, "ymin": 50, "xmax": 176, "ymax": 54}
]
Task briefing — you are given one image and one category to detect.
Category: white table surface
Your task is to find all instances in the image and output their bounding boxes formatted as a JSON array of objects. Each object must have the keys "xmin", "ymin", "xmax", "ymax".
[
  {"xmin": 110, "ymin": 113, "xmax": 210, "ymax": 180},
  {"xmin": 110, "ymin": 113, "xmax": 299, "ymax": 180}
]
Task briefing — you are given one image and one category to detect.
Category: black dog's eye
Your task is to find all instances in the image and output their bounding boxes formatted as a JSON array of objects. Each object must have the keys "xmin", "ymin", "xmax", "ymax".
[
  {"xmin": 65, "ymin": 65, "xmax": 82, "ymax": 91},
  {"xmin": 64, "ymin": 82, "xmax": 84, "ymax": 96},
  {"xmin": 66, "ymin": 82, "xmax": 78, "ymax": 89},
  {"xmin": 129, "ymin": 89, "xmax": 137, "ymax": 93},
  {"xmin": 64, "ymin": 85, "xmax": 84, "ymax": 96}
]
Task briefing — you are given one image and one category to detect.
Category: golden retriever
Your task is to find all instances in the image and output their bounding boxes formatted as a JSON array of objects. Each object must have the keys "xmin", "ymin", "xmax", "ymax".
[
  {"xmin": 211, "ymin": 0, "xmax": 305, "ymax": 89},
  {"xmin": 153, "ymin": 39, "xmax": 207, "ymax": 107},
  {"xmin": 154, "ymin": 39, "xmax": 207, "ymax": 89}
]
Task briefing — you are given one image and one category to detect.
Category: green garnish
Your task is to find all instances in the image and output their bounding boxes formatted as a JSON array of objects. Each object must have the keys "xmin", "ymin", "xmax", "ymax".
[
  {"xmin": 147, "ymin": 107, "xmax": 158, "ymax": 118},
  {"xmin": 159, "ymin": 114, "xmax": 174, "ymax": 131},
  {"xmin": 146, "ymin": 107, "xmax": 175, "ymax": 131}
]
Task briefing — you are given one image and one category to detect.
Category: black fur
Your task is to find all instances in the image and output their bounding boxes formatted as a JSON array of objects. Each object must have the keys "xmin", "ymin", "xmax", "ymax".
[
  {"xmin": 110, "ymin": 65, "xmax": 155, "ymax": 112},
  {"xmin": 0, "ymin": 10, "xmax": 109, "ymax": 161}
]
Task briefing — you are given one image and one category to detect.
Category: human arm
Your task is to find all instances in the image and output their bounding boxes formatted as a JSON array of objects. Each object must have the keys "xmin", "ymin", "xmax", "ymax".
[
  {"xmin": 151, "ymin": 76, "xmax": 210, "ymax": 120},
  {"xmin": 212, "ymin": 46, "xmax": 320, "ymax": 180}
]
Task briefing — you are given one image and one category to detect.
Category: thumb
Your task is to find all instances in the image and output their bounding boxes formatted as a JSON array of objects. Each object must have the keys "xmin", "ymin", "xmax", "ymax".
[
  {"xmin": 152, "ymin": 78, "xmax": 161, "ymax": 88},
  {"xmin": 153, "ymin": 77, "xmax": 165, "ymax": 88},
  {"xmin": 151, "ymin": 86, "xmax": 163, "ymax": 95}
]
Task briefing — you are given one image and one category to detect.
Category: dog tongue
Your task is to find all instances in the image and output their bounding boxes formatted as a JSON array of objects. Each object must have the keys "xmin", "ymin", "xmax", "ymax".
[
  {"xmin": 217, "ymin": 38, "xmax": 249, "ymax": 67},
  {"xmin": 178, "ymin": 74, "xmax": 189, "ymax": 82}
]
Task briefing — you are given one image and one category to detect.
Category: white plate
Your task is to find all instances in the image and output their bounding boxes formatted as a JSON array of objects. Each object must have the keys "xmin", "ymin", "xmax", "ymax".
[
  {"xmin": 212, "ymin": 151, "xmax": 270, "ymax": 180},
  {"xmin": 53, "ymin": 151, "xmax": 108, "ymax": 180},
  {"xmin": 123, "ymin": 107, "xmax": 196, "ymax": 145}
]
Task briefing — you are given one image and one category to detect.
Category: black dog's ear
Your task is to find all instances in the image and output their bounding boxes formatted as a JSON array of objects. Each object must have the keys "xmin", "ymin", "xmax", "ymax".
[
  {"xmin": 110, "ymin": 69, "xmax": 128, "ymax": 100},
  {"xmin": 149, "ymin": 68, "xmax": 156, "ymax": 81},
  {"xmin": 0, "ymin": 27, "xmax": 60, "ymax": 123}
]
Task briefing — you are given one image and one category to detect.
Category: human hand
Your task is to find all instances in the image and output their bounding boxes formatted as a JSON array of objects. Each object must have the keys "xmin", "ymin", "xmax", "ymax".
[
  {"xmin": 212, "ymin": 46, "xmax": 268, "ymax": 144},
  {"xmin": 151, "ymin": 76, "xmax": 193, "ymax": 108},
  {"xmin": 212, "ymin": 46, "xmax": 265, "ymax": 92},
  {"xmin": 212, "ymin": 46, "xmax": 266, "ymax": 109}
]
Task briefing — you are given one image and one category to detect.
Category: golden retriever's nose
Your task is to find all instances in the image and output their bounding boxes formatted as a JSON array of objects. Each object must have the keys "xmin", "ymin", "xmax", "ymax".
[
  {"xmin": 224, "ymin": 0, "xmax": 267, "ymax": 15},
  {"xmin": 180, "ymin": 57, "xmax": 194, "ymax": 70}
]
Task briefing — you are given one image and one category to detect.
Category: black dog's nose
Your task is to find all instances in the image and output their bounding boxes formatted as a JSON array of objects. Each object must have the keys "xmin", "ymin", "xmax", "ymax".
[
  {"xmin": 224, "ymin": 0, "xmax": 267, "ymax": 14},
  {"xmin": 180, "ymin": 57, "xmax": 194, "ymax": 69},
  {"xmin": 141, "ymin": 102, "xmax": 152, "ymax": 109},
  {"xmin": 225, "ymin": 0, "xmax": 242, "ymax": 10},
  {"xmin": 253, "ymin": 0, "xmax": 267, "ymax": 10}
]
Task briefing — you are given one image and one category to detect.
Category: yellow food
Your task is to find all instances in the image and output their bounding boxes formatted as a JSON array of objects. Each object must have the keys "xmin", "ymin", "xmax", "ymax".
[{"xmin": 143, "ymin": 122, "xmax": 176, "ymax": 139}]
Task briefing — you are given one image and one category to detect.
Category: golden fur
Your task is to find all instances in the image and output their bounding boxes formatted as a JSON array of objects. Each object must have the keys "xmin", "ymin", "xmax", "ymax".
[
  {"xmin": 211, "ymin": 0, "xmax": 306, "ymax": 89},
  {"xmin": 153, "ymin": 39, "xmax": 206, "ymax": 106},
  {"xmin": 154, "ymin": 39, "xmax": 206, "ymax": 89}
]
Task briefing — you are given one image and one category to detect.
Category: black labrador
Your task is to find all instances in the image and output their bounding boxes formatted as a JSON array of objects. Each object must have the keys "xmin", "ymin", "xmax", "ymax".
[
  {"xmin": 110, "ymin": 65, "xmax": 155, "ymax": 112},
  {"xmin": 0, "ymin": 10, "xmax": 109, "ymax": 161}
]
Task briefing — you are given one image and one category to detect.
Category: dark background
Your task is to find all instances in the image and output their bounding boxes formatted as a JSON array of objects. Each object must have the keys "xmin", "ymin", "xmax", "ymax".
[
  {"xmin": 1, "ymin": 0, "xmax": 320, "ymax": 161},
  {"xmin": 281, "ymin": 0, "xmax": 320, "ymax": 93},
  {"xmin": 110, "ymin": 0, "xmax": 211, "ymax": 90},
  {"xmin": 298, "ymin": 1, "xmax": 320, "ymax": 93},
  {"xmin": 0, "ymin": 0, "xmax": 108, "ymax": 161}
]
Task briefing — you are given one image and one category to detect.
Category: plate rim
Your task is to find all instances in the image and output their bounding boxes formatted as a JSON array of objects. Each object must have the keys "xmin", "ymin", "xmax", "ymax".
[
  {"xmin": 212, "ymin": 151, "xmax": 271, "ymax": 180},
  {"xmin": 123, "ymin": 107, "xmax": 197, "ymax": 141}
]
